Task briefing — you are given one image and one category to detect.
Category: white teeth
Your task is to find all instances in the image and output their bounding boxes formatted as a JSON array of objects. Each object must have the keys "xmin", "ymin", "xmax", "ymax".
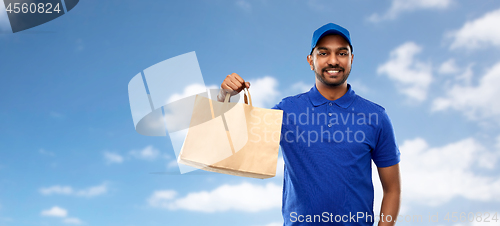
[{"xmin": 327, "ymin": 70, "xmax": 339, "ymax": 73}]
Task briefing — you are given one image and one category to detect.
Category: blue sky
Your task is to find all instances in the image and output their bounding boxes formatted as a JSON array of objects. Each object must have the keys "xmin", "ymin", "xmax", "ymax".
[{"xmin": 1, "ymin": 0, "xmax": 500, "ymax": 225}]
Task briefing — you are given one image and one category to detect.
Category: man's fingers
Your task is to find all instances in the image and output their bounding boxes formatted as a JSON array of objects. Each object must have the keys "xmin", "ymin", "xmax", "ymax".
[
  {"xmin": 232, "ymin": 73, "xmax": 245, "ymax": 84},
  {"xmin": 229, "ymin": 73, "xmax": 247, "ymax": 91},
  {"xmin": 225, "ymin": 79, "xmax": 240, "ymax": 91},
  {"xmin": 231, "ymin": 77, "xmax": 246, "ymax": 90},
  {"xmin": 245, "ymin": 82, "xmax": 250, "ymax": 88},
  {"xmin": 221, "ymin": 83, "xmax": 231, "ymax": 91}
]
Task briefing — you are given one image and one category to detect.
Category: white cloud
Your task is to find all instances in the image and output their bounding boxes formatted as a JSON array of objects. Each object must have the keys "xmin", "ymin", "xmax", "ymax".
[
  {"xmin": 40, "ymin": 186, "xmax": 73, "ymax": 195},
  {"xmin": 149, "ymin": 190, "xmax": 177, "ymax": 202},
  {"xmin": 369, "ymin": 0, "xmax": 453, "ymax": 22},
  {"xmin": 167, "ymin": 83, "xmax": 217, "ymax": 103},
  {"xmin": 377, "ymin": 42, "xmax": 433, "ymax": 102},
  {"xmin": 399, "ymin": 137, "xmax": 500, "ymax": 206},
  {"xmin": 63, "ymin": 217, "xmax": 83, "ymax": 225},
  {"xmin": 75, "ymin": 184, "xmax": 107, "ymax": 197},
  {"xmin": 432, "ymin": 61, "xmax": 500, "ymax": 123},
  {"xmin": 371, "ymin": 164, "xmax": 384, "ymax": 216},
  {"xmin": 148, "ymin": 182, "xmax": 281, "ymax": 212},
  {"xmin": 348, "ymin": 79, "xmax": 370, "ymax": 94},
  {"xmin": 454, "ymin": 64, "xmax": 474, "ymax": 85},
  {"xmin": 275, "ymin": 156, "xmax": 284, "ymax": 177},
  {"xmin": 448, "ymin": 8, "xmax": 500, "ymax": 50},
  {"xmin": 438, "ymin": 59, "xmax": 459, "ymax": 74},
  {"xmin": 290, "ymin": 81, "xmax": 311, "ymax": 94},
  {"xmin": 129, "ymin": 145, "xmax": 160, "ymax": 161},
  {"xmin": 281, "ymin": 81, "xmax": 312, "ymax": 99},
  {"xmin": 41, "ymin": 206, "xmax": 67, "ymax": 217},
  {"xmin": 40, "ymin": 206, "xmax": 83, "ymax": 225},
  {"xmin": 40, "ymin": 183, "xmax": 107, "ymax": 198},
  {"xmin": 248, "ymin": 76, "xmax": 280, "ymax": 108},
  {"xmin": 438, "ymin": 59, "xmax": 474, "ymax": 86},
  {"xmin": 103, "ymin": 152, "xmax": 123, "ymax": 164}
]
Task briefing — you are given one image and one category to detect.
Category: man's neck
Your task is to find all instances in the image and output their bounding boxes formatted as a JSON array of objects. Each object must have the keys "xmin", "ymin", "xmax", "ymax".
[{"xmin": 315, "ymin": 80, "xmax": 348, "ymax": 101}]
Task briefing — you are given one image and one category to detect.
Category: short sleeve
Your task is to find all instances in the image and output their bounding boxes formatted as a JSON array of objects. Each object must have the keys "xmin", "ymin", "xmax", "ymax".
[
  {"xmin": 271, "ymin": 101, "xmax": 282, "ymax": 110},
  {"xmin": 372, "ymin": 110, "xmax": 400, "ymax": 168}
]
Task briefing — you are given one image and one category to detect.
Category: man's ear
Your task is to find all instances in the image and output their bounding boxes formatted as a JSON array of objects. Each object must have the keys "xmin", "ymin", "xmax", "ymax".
[
  {"xmin": 307, "ymin": 55, "xmax": 314, "ymax": 70},
  {"xmin": 350, "ymin": 53, "xmax": 354, "ymax": 65}
]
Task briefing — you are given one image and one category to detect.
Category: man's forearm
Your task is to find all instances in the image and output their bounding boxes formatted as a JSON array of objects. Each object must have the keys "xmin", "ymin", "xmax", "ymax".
[
  {"xmin": 217, "ymin": 88, "xmax": 227, "ymax": 102},
  {"xmin": 217, "ymin": 88, "xmax": 238, "ymax": 102},
  {"xmin": 378, "ymin": 190, "xmax": 401, "ymax": 226}
]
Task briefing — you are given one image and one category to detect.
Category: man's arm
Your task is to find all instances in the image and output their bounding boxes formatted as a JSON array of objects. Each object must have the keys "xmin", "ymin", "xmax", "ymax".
[{"xmin": 377, "ymin": 163, "xmax": 401, "ymax": 226}]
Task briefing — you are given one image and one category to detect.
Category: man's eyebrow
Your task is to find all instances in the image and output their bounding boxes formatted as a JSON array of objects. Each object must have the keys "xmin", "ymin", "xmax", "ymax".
[{"xmin": 316, "ymin": 47, "xmax": 350, "ymax": 51}]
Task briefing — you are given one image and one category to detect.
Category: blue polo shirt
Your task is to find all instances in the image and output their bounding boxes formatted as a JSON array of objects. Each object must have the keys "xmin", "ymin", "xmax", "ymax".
[{"xmin": 272, "ymin": 84, "xmax": 400, "ymax": 225}]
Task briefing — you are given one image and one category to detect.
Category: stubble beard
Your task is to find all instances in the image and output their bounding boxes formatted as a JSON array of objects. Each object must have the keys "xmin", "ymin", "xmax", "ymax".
[{"xmin": 314, "ymin": 65, "xmax": 351, "ymax": 87}]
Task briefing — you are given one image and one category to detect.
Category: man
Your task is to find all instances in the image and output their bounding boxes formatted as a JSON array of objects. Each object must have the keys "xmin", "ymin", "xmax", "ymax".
[{"xmin": 218, "ymin": 23, "xmax": 401, "ymax": 225}]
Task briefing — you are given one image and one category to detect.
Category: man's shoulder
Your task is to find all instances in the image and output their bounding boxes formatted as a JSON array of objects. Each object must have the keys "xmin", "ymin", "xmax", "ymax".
[
  {"xmin": 282, "ymin": 91, "xmax": 310, "ymax": 103},
  {"xmin": 274, "ymin": 91, "xmax": 310, "ymax": 110},
  {"xmin": 353, "ymin": 94, "xmax": 387, "ymax": 113}
]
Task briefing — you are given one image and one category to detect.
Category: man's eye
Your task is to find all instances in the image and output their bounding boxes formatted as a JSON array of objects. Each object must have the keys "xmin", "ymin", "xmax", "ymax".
[
  {"xmin": 339, "ymin": 52, "xmax": 348, "ymax": 56},
  {"xmin": 318, "ymin": 52, "xmax": 327, "ymax": 56}
]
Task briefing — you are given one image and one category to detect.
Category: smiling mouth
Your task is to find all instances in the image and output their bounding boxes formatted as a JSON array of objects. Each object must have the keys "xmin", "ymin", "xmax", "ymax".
[{"xmin": 323, "ymin": 68, "xmax": 343, "ymax": 76}]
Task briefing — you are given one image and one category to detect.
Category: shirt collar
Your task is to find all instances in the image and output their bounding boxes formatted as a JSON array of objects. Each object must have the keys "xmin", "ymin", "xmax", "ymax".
[{"xmin": 308, "ymin": 83, "xmax": 356, "ymax": 108}]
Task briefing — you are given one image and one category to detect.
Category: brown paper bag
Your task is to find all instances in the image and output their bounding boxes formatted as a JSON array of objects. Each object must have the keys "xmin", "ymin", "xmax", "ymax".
[{"xmin": 178, "ymin": 88, "xmax": 283, "ymax": 179}]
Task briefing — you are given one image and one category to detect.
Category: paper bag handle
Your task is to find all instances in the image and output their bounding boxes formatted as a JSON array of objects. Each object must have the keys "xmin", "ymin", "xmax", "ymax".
[
  {"xmin": 211, "ymin": 88, "xmax": 252, "ymax": 119},
  {"xmin": 222, "ymin": 88, "xmax": 252, "ymax": 107},
  {"xmin": 243, "ymin": 88, "xmax": 252, "ymax": 107},
  {"xmin": 208, "ymin": 92, "xmax": 232, "ymax": 119}
]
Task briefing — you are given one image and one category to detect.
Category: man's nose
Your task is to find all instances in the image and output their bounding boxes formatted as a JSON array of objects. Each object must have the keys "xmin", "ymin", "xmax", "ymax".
[{"xmin": 327, "ymin": 54, "xmax": 339, "ymax": 65}]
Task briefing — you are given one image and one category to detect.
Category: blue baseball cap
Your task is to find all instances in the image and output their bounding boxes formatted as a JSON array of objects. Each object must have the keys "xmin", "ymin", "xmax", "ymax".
[{"xmin": 310, "ymin": 23, "xmax": 352, "ymax": 54}]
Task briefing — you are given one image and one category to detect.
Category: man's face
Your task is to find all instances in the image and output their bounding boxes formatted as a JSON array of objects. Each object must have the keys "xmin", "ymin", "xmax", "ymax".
[{"xmin": 307, "ymin": 34, "xmax": 353, "ymax": 87}]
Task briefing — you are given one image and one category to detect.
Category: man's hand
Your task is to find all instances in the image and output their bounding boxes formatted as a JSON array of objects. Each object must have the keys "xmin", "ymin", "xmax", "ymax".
[{"xmin": 218, "ymin": 73, "xmax": 250, "ymax": 102}]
